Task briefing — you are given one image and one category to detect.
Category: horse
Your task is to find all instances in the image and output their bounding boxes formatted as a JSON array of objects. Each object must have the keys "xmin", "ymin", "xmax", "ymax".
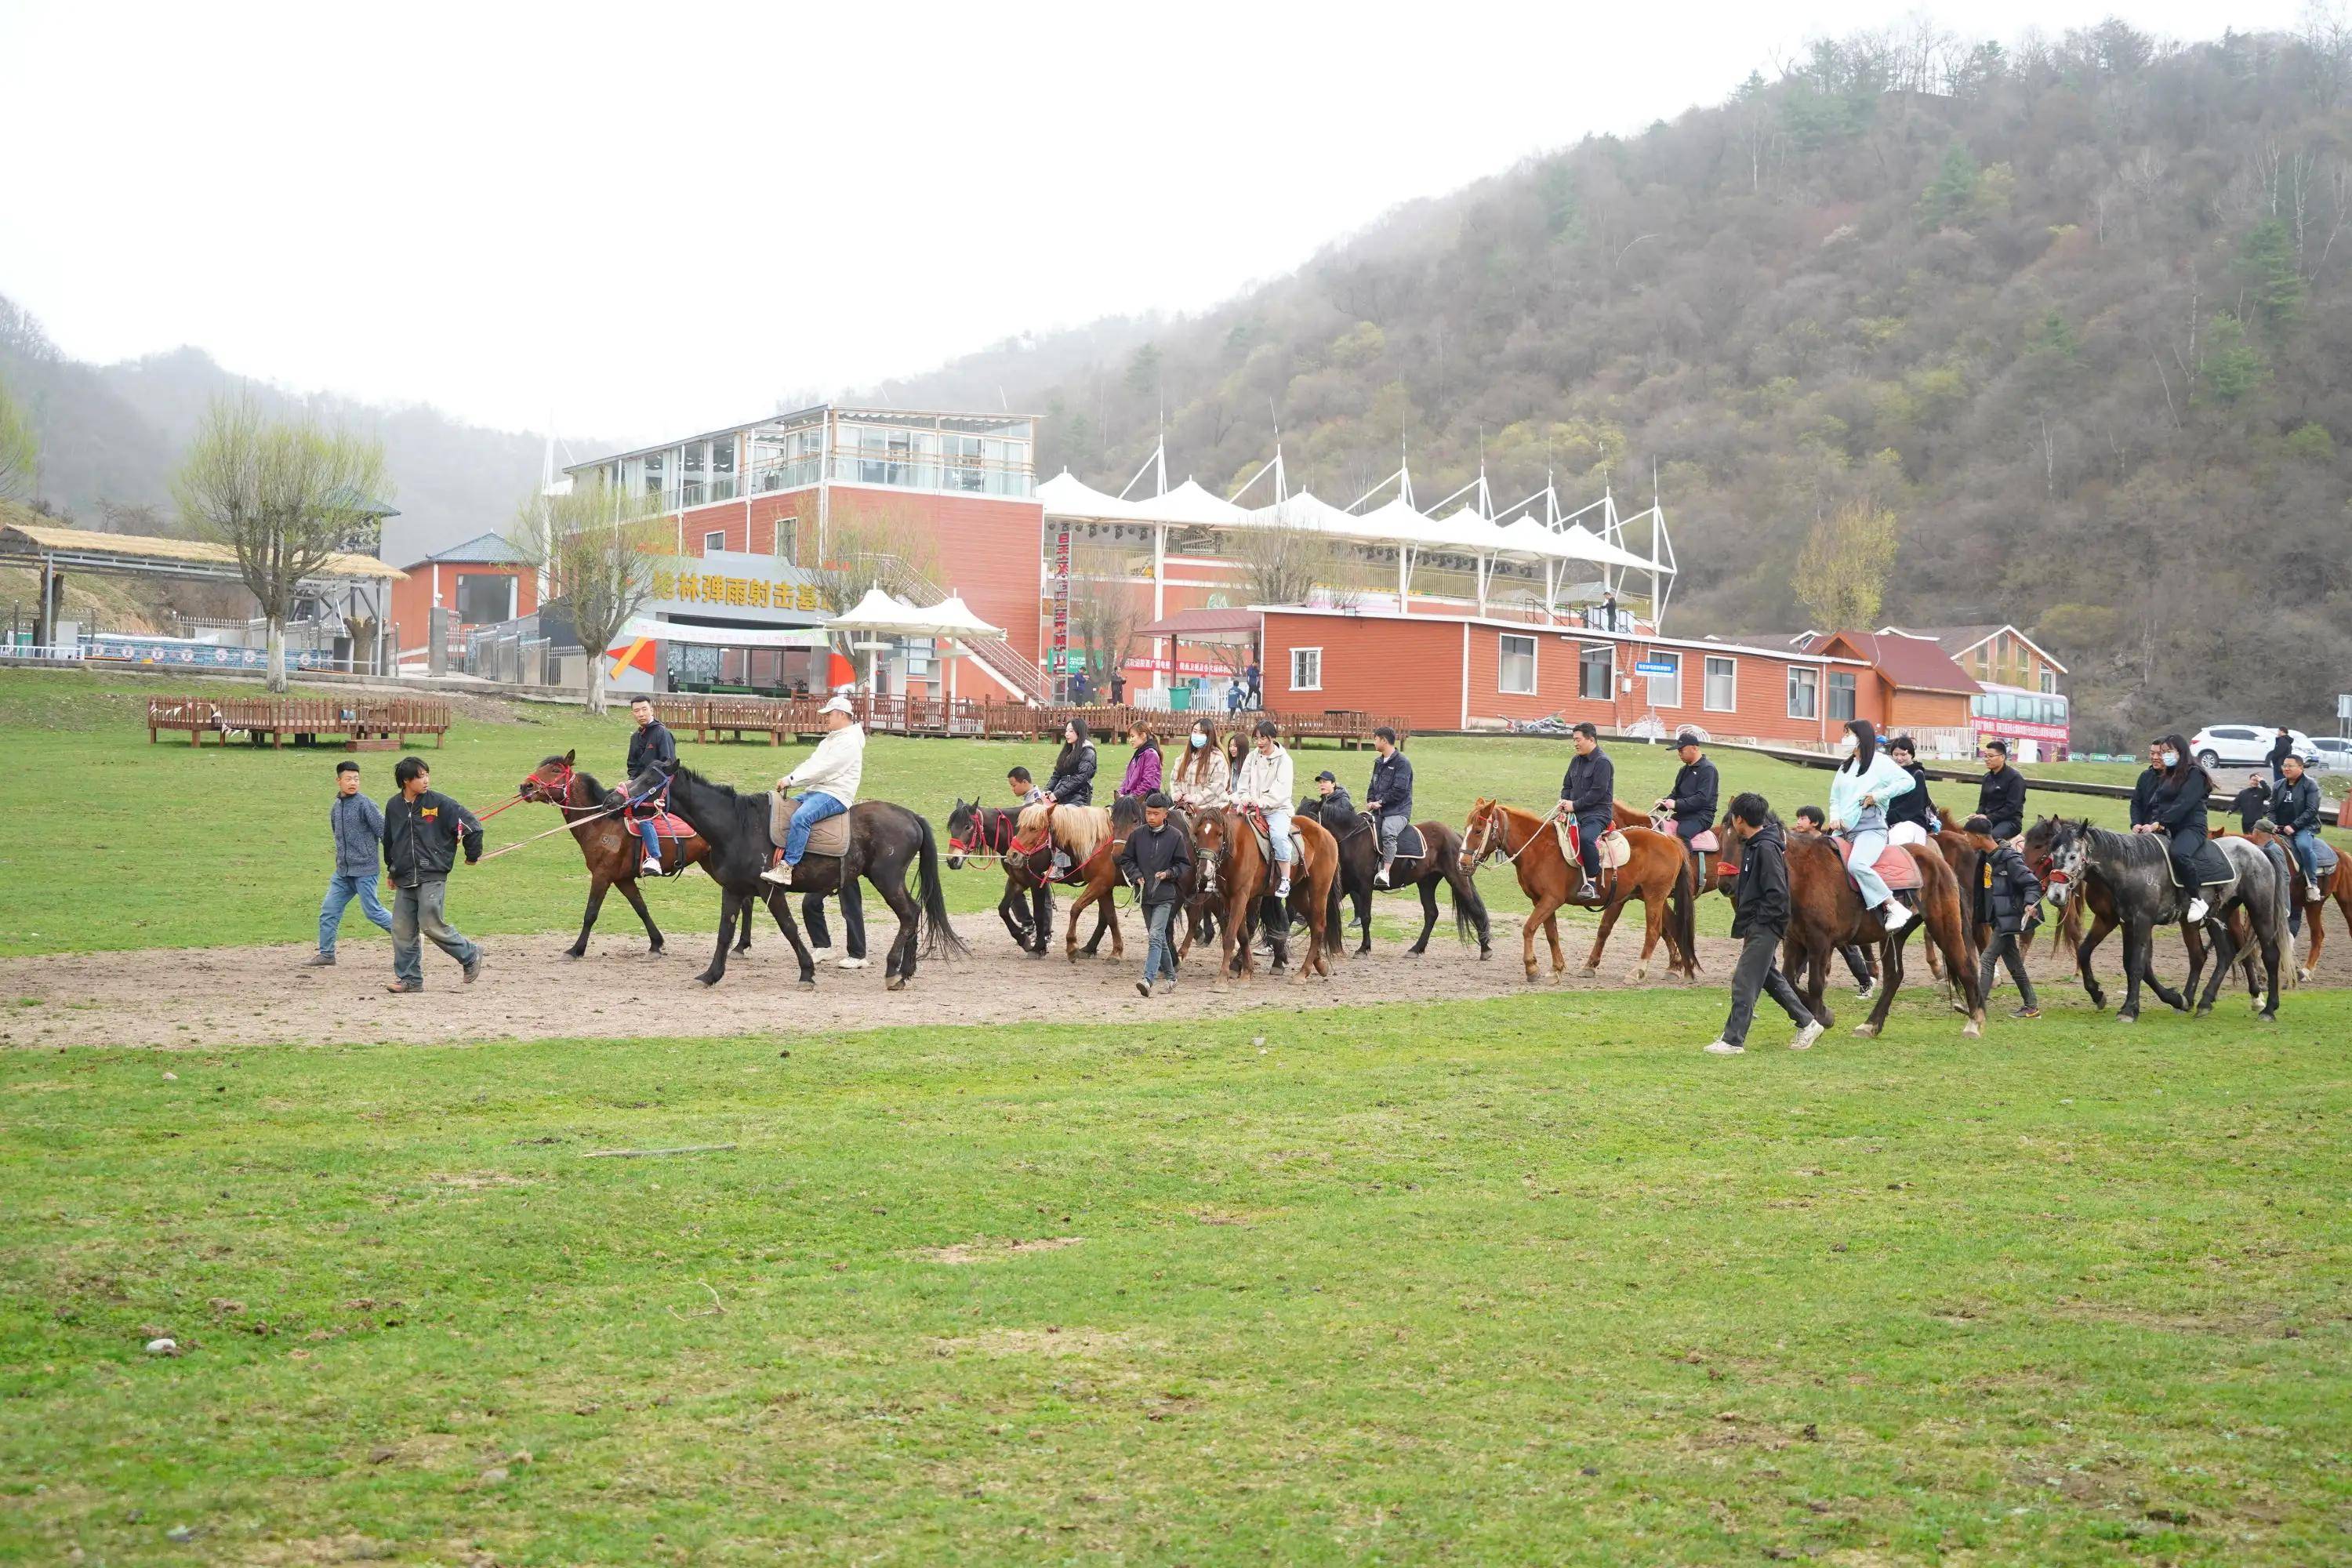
[
  {"xmin": 1192, "ymin": 808, "xmax": 1343, "ymax": 985},
  {"xmin": 520, "ymin": 750, "xmax": 747, "ymax": 960},
  {"xmin": 1458, "ymin": 800, "xmax": 1697, "ymax": 984},
  {"xmin": 2033, "ymin": 818, "xmax": 2286, "ymax": 1023},
  {"xmin": 630, "ymin": 764, "xmax": 965, "ymax": 990},
  {"xmin": 1715, "ymin": 814, "xmax": 1986, "ymax": 1038},
  {"xmin": 2025, "ymin": 815, "xmax": 2236, "ymax": 1012},
  {"xmin": 946, "ymin": 798, "xmax": 1052, "ymax": 957},
  {"xmin": 2236, "ymin": 826, "xmax": 2350, "ymax": 983},
  {"xmin": 1299, "ymin": 798, "xmax": 1491, "ymax": 960},
  {"xmin": 1008, "ymin": 802, "xmax": 1127, "ymax": 964}
]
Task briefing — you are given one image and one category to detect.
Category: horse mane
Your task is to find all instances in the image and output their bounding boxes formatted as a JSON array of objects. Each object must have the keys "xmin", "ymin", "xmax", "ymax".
[
  {"xmin": 1018, "ymin": 801, "xmax": 1112, "ymax": 858},
  {"xmin": 572, "ymin": 766, "xmax": 608, "ymax": 800}
]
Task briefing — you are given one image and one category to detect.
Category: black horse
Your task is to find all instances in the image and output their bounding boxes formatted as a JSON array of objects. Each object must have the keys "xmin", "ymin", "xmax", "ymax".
[
  {"xmin": 630, "ymin": 765, "xmax": 964, "ymax": 989},
  {"xmin": 1299, "ymin": 798, "xmax": 1491, "ymax": 960},
  {"xmin": 946, "ymin": 797, "xmax": 1053, "ymax": 956}
]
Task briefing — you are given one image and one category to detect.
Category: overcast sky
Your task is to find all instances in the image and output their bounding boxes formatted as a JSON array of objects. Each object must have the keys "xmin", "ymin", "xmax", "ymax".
[{"xmin": 0, "ymin": 1, "xmax": 2307, "ymax": 447}]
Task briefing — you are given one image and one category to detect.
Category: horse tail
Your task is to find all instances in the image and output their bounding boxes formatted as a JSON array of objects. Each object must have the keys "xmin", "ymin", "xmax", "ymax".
[
  {"xmin": 915, "ymin": 815, "xmax": 969, "ymax": 960},
  {"xmin": 1671, "ymin": 850, "xmax": 1700, "ymax": 975}
]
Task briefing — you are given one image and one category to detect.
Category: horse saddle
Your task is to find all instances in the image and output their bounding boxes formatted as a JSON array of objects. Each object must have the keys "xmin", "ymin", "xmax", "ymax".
[
  {"xmin": 768, "ymin": 793, "xmax": 851, "ymax": 858},
  {"xmin": 1844, "ymin": 839, "xmax": 1922, "ymax": 893},
  {"xmin": 1596, "ymin": 827, "xmax": 1632, "ymax": 872},
  {"xmin": 1390, "ymin": 820, "xmax": 1426, "ymax": 861},
  {"xmin": 2162, "ymin": 836, "xmax": 2233, "ymax": 889},
  {"xmin": 2314, "ymin": 837, "xmax": 2341, "ymax": 877},
  {"xmin": 1242, "ymin": 811, "xmax": 1306, "ymax": 875},
  {"xmin": 1650, "ymin": 811, "xmax": 1718, "ymax": 855}
]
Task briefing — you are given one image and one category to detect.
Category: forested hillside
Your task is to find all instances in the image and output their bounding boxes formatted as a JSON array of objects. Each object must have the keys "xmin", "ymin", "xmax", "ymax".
[
  {"xmin": 876, "ymin": 19, "xmax": 2352, "ymax": 745},
  {"xmin": 0, "ymin": 296, "xmax": 565, "ymax": 568}
]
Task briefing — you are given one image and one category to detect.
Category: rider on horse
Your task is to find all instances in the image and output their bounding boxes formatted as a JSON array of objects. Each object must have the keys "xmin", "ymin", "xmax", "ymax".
[
  {"xmin": 1311, "ymin": 770, "xmax": 1355, "ymax": 820},
  {"xmin": 1828, "ymin": 717, "xmax": 1915, "ymax": 935},
  {"xmin": 2133, "ymin": 733, "xmax": 2214, "ymax": 925},
  {"xmin": 1366, "ymin": 726, "xmax": 1412, "ymax": 888},
  {"xmin": 761, "ymin": 694, "xmax": 864, "ymax": 887},
  {"xmin": 625, "ymin": 695, "xmax": 677, "ymax": 874},
  {"xmin": 1234, "ymin": 719, "xmax": 1296, "ymax": 898},
  {"xmin": 1554, "ymin": 721, "xmax": 1613, "ymax": 905},
  {"xmin": 1653, "ymin": 731, "xmax": 1717, "ymax": 853},
  {"xmin": 1882, "ymin": 734, "xmax": 1938, "ymax": 847},
  {"xmin": 1169, "ymin": 717, "xmax": 1230, "ymax": 814}
]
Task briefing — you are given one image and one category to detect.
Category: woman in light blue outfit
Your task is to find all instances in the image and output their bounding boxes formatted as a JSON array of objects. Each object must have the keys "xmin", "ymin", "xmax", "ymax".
[{"xmin": 1827, "ymin": 717, "xmax": 1916, "ymax": 934}]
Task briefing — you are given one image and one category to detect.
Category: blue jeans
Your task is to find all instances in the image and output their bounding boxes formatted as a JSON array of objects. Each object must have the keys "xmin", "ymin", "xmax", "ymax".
[
  {"xmin": 635, "ymin": 813, "xmax": 664, "ymax": 865},
  {"xmin": 2287, "ymin": 827, "xmax": 2321, "ymax": 890},
  {"xmin": 1846, "ymin": 829, "xmax": 1893, "ymax": 910},
  {"xmin": 390, "ymin": 877, "xmax": 478, "ymax": 987},
  {"xmin": 784, "ymin": 790, "xmax": 848, "ymax": 865},
  {"xmin": 1143, "ymin": 901, "xmax": 1179, "ymax": 985},
  {"xmin": 1265, "ymin": 806, "xmax": 1293, "ymax": 864},
  {"xmin": 318, "ymin": 871, "xmax": 392, "ymax": 956}
]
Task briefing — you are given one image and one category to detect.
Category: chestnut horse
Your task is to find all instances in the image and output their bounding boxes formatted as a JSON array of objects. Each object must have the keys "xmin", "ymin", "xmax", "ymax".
[
  {"xmin": 521, "ymin": 750, "xmax": 746, "ymax": 960},
  {"xmin": 1192, "ymin": 809, "xmax": 1342, "ymax": 984},
  {"xmin": 2238, "ymin": 826, "xmax": 2350, "ymax": 983},
  {"xmin": 1716, "ymin": 815, "xmax": 1985, "ymax": 1038},
  {"xmin": 1013, "ymin": 803, "xmax": 1125, "ymax": 964},
  {"xmin": 1459, "ymin": 800, "xmax": 1697, "ymax": 983}
]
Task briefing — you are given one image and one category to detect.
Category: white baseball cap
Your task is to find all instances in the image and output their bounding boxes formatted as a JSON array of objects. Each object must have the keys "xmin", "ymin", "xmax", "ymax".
[{"xmin": 820, "ymin": 693, "xmax": 855, "ymax": 716}]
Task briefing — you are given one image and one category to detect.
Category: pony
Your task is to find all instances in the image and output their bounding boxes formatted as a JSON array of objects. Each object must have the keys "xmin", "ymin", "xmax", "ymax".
[
  {"xmin": 1299, "ymin": 797, "xmax": 1491, "ymax": 960},
  {"xmin": 946, "ymin": 797, "xmax": 1052, "ymax": 956},
  {"xmin": 1458, "ymin": 800, "xmax": 1696, "ymax": 984},
  {"xmin": 1011, "ymin": 802, "xmax": 1125, "ymax": 964},
  {"xmin": 2033, "ymin": 817, "xmax": 2286, "ymax": 1022},
  {"xmin": 629, "ymin": 764, "xmax": 964, "ymax": 990},
  {"xmin": 1715, "ymin": 812, "xmax": 1986, "ymax": 1038},
  {"xmin": 1192, "ymin": 808, "xmax": 1343, "ymax": 984},
  {"xmin": 521, "ymin": 750, "xmax": 745, "ymax": 960}
]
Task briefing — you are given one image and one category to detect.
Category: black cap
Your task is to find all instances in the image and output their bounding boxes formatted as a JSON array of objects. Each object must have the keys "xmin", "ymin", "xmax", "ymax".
[
  {"xmin": 1675, "ymin": 731, "xmax": 1700, "ymax": 749},
  {"xmin": 1316, "ymin": 769, "xmax": 1337, "ymax": 782},
  {"xmin": 1144, "ymin": 790, "xmax": 1171, "ymax": 810}
]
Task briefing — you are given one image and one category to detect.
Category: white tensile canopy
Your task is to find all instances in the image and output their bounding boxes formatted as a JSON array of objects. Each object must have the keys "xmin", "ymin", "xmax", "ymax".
[
  {"xmin": 831, "ymin": 586, "xmax": 946, "ymax": 634},
  {"xmin": 1038, "ymin": 470, "xmax": 1142, "ymax": 521},
  {"xmin": 1132, "ymin": 477, "xmax": 1247, "ymax": 527}
]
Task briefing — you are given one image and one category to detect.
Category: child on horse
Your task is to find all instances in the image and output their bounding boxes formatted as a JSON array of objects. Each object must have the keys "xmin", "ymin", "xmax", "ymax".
[
  {"xmin": 1705, "ymin": 793, "xmax": 1825, "ymax": 1056},
  {"xmin": 761, "ymin": 694, "xmax": 863, "ymax": 887},
  {"xmin": 1828, "ymin": 718, "xmax": 1915, "ymax": 935},
  {"xmin": 624, "ymin": 695, "xmax": 678, "ymax": 874}
]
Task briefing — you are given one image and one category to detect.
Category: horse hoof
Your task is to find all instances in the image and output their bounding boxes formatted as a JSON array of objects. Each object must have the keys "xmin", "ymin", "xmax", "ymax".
[
  {"xmin": 2259, "ymin": 1011, "xmax": 2277, "ymax": 1024},
  {"xmin": 564, "ymin": 949, "xmax": 584, "ymax": 960},
  {"xmin": 886, "ymin": 976, "xmax": 906, "ymax": 993},
  {"xmin": 797, "ymin": 980, "xmax": 817, "ymax": 993},
  {"xmin": 2115, "ymin": 1012, "xmax": 2137, "ymax": 1025},
  {"xmin": 696, "ymin": 974, "xmax": 720, "ymax": 988},
  {"xmin": 1626, "ymin": 966, "xmax": 1648, "ymax": 984},
  {"xmin": 1962, "ymin": 1022, "xmax": 1981, "ymax": 1040},
  {"xmin": 1523, "ymin": 970, "xmax": 1539, "ymax": 985},
  {"xmin": 2193, "ymin": 1005, "xmax": 2212, "ymax": 1019},
  {"xmin": 1479, "ymin": 949, "xmax": 1493, "ymax": 961},
  {"xmin": 1851, "ymin": 1022, "xmax": 1879, "ymax": 1037}
]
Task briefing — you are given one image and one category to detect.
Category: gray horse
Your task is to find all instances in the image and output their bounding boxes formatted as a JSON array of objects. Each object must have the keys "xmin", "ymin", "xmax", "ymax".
[{"xmin": 2040, "ymin": 819, "xmax": 2288, "ymax": 1022}]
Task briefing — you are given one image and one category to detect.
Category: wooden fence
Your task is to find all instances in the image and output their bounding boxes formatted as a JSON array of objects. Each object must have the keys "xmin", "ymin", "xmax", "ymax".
[
  {"xmin": 650, "ymin": 695, "xmax": 1403, "ymax": 750},
  {"xmin": 147, "ymin": 696, "xmax": 452, "ymax": 750}
]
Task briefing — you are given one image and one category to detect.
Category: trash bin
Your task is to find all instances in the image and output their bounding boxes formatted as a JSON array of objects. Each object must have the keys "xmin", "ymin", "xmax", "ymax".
[{"xmin": 1168, "ymin": 684, "xmax": 1193, "ymax": 713}]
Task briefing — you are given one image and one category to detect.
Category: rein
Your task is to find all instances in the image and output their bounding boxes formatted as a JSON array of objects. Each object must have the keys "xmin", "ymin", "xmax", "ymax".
[
  {"xmin": 477, "ymin": 798, "xmax": 630, "ymax": 863},
  {"xmin": 1469, "ymin": 808, "xmax": 1549, "ymax": 867},
  {"xmin": 950, "ymin": 808, "xmax": 1014, "ymax": 862}
]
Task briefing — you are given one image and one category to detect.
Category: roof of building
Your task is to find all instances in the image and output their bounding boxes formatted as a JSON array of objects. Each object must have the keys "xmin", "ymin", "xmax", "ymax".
[
  {"xmin": 1882, "ymin": 622, "xmax": 2068, "ymax": 675},
  {"xmin": 569, "ymin": 405, "xmax": 1041, "ymax": 471},
  {"xmin": 0, "ymin": 516, "xmax": 405, "ymax": 582},
  {"xmin": 1137, "ymin": 607, "xmax": 1262, "ymax": 641},
  {"xmin": 1253, "ymin": 604, "xmax": 1875, "ymax": 665},
  {"xmin": 1813, "ymin": 630, "xmax": 1980, "ymax": 695},
  {"xmin": 408, "ymin": 532, "xmax": 533, "ymax": 568}
]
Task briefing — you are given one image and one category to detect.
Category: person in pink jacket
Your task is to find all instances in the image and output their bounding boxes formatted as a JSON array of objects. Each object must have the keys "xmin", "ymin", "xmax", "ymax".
[{"xmin": 1117, "ymin": 722, "xmax": 1163, "ymax": 799}]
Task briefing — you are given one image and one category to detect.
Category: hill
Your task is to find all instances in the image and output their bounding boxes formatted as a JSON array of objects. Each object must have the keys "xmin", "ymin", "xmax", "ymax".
[
  {"xmin": 0, "ymin": 294, "xmax": 579, "ymax": 569},
  {"xmin": 872, "ymin": 20, "xmax": 2352, "ymax": 747}
]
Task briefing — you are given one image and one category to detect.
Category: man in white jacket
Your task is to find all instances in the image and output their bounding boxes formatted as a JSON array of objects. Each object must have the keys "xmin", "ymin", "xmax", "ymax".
[
  {"xmin": 1232, "ymin": 718, "xmax": 1297, "ymax": 898},
  {"xmin": 763, "ymin": 694, "xmax": 864, "ymax": 887}
]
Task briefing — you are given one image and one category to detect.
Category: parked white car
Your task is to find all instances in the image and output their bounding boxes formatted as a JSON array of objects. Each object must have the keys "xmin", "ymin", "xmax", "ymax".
[
  {"xmin": 2307, "ymin": 735, "xmax": 2352, "ymax": 772},
  {"xmin": 2189, "ymin": 724, "xmax": 2315, "ymax": 769}
]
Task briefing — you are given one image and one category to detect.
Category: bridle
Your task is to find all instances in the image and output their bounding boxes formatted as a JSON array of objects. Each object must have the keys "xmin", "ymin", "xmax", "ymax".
[
  {"xmin": 519, "ymin": 760, "xmax": 602, "ymax": 817},
  {"xmin": 1461, "ymin": 804, "xmax": 1541, "ymax": 870},
  {"xmin": 949, "ymin": 805, "xmax": 1015, "ymax": 862}
]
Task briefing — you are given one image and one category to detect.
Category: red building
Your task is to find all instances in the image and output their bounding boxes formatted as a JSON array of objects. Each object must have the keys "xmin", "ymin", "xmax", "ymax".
[{"xmin": 389, "ymin": 532, "xmax": 539, "ymax": 642}]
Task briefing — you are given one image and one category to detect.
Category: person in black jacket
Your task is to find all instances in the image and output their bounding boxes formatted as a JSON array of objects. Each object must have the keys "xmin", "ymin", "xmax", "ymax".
[
  {"xmin": 1976, "ymin": 739, "xmax": 2027, "ymax": 841},
  {"xmin": 1652, "ymin": 731, "xmax": 1719, "ymax": 847},
  {"xmin": 1116, "ymin": 792, "xmax": 1193, "ymax": 996},
  {"xmin": 1705, "ymin": 793, "xmax": 1824, "ymax": 1055},
  {"xmin": 1966, "ymin": 813, "xmax": 2045, "ymax": 1018},
  {"xmin": 380, "ymin": 757, "xmax": 484, "ymax": 994},
  {"xmin": 2128, "ymin": 740, "xmax": 2165, "ymax": 828},
  {"xmin": 2268, "ymin": 726, "xmax": 2296, "ymax": 789},
  {"xmin": 1365, "ymin": 727, "xmax": 1414, "ymax": 887},
  {"xmin": 2229, "ymin": 770, "xmax": 2273, "ymax": 833},
  {"xmin": 2270, "ymin": 753, "xmax": 2327, "ymax": 903},
  {"xmin": 1883, "ymin": 735, "xmax": 1939, "ymax": 843},
  {"xmin": 2134, "ymin": 734, "xmax": 2214, "ymax": 924},
  {"xmin": 623, "ymin": 695, "xmax": 679, "ymax": 873},
  {"xmin": 1047, "ymin": 719, "xmax": 1098, "ymax": 806},
  {"xmin": 1555, "ymin": 722, "xmax": 1615, "ymax": 903},
  {"xmin": 1307, "ymin": 769, "xmax": 1357, "ymax": 823}
]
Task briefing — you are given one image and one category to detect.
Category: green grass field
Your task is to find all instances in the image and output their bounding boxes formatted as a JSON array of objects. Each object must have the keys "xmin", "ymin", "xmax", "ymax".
[
  {"xmin": 4, "ymin": 669, "xmax": 2347, "ymax": 1565},
  {"xmin": 0, "ymin": 669, "xmax": 2158, "ymax": 959}
]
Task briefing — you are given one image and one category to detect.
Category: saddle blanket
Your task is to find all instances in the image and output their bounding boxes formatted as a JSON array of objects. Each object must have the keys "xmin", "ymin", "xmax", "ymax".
[
  {"xmin": 641, "ymin": 812, "xmax": 694, "ymax": 841},
  {"xmin": 1392, "ymin": 821, "xmax": 1426, "ymax": 861},
  {"xmin": 2163, "ymin": 835, "xmax": 2234, "ymax": 889},
  {"xmin": 768, "ymin": 793, "xmax": 852, "ymax": 858},
  {"xmin": 1846, "ymin": 840, "xmax": 1922, "ymax": 893},
  {"xmin": 2315, "ymin": 837, "xmax": 2341, "ymax": 877},
  {"xmin": 1334, "ymin": 811, "xmax": 1425, "ymax": 862}
]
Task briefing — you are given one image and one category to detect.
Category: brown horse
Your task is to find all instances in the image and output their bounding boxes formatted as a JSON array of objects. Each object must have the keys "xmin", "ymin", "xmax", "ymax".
[
  {"xmin": 1460, "ymin": 800, "xmax": 1697, "ymax": 983},
  {"xmin": 521, "ymin": 750, "xmax": 746, "ymax": 960},
  {"xmin": 1013, "ymin": 803, "xmax": 1124, "ymax": 964},
  {"xmin": 1192, "ymin": 809, "xmax": 1342, "ymax": 985},
  {"xmin": 1717, "ymin": 813, "xmax": 1985, "ymax": 1038},
  {"xmin": 2239, "ymin": 827, "xmax": 2350, "ymax": 982}
]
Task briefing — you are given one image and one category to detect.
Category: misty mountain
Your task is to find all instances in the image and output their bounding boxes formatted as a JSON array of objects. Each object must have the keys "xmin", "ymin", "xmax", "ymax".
[
  {"xmin": 873, "ymin": 20, "xmax": 2352, "ymax": 746},
  {"xmin": 0, "ymin": 295, "xmax": 585, "ymax": 568}
]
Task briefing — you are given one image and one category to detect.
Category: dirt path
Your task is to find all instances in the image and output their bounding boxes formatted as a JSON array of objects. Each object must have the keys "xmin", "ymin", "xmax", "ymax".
[{"xmin": 2, "ymin": 898, "xmax": 2338, "ymax": 1051}]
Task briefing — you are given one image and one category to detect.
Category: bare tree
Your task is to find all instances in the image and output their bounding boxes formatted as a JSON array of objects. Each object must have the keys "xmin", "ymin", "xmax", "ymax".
[
  {"xmin": 171, "ymin": 397, "xmax": 390, "ymax": 691},
  {"xmin": 1067, "ymin": 543, "xmax": 1145, "ymax": 695},
  {"xmin": 1232, "ymin": 516, "xmax": 1333, "ymax": 607},
  {"xmin": 804, "ymin": 492, "xmax": 944, "ymax": 670},
  {"xmin": 0, "ymin": 371, "xmax": 35, "ymax": 503},
  {"xmin": 518, "ymin": 477, "xmax": 660, "ymax": 713}
]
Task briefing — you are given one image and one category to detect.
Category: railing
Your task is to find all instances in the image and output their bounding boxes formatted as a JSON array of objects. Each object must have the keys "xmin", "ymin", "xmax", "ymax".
[
  {"xmin": 147, "ymin": 695, "xmax": 452, "ymax": 749},
  {"xmin": 648, "ymin": 694, "xmax": 1399, "ymax": 748}
]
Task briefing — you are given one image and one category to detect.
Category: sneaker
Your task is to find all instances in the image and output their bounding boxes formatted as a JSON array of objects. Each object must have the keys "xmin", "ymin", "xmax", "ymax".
[
  {"xmin": 384, "ymin": 980, "xmax": 421, "ymax": 994},
  {"xmin": 2310, "ymin": 884, "xmax": 2328, "ymax": 904},
  {"xmin": 1275, "ymin": 877, "xmax": 1291, "ymax": 898},
  {"xmin": 642, "ymin": 856, "xmax": 663, "ymax": 876},
  {"xmin": 1790, "ymin": 1021, "xmax": 1824, "ymax": 1051},
  {"xmin": 1703, "ymin": 1039, "xmax": 1745, "ymax": 1055},
  {"xmin": 837, "ymin": 956, "xmax": 869, "ymax": 971},
  {"xmin": 1879, "ymin": 904, "xmax": 1912, "ymax": 934},
  {"xmin": 1854, "ymin": 978, "xmax": 1875, "ymax": 1000},
  {"xmin": 1374, "ymin": 867, "xmax": 1392, "ymax": 888},
  {"xmin": 2009, "ymin": 1005, "xmax": 2042, "ymax": 1020},
  {"xmin": 1158, "ymin": 979, "xmax": 1178, "ymax": 996},
  {"xmin": 305, "ymin": 951, "xmax": 336, "ymax": 967},
  {"xmin": 760, "ymin": 862, "xmax": 793, "ymax": 886},
  {"xmin": 463, "ymin": 952, "xmax": 484, "ymax": 985},
  {"xmin": 2186, "ymin": 896, "xmax": 2209, "ymax": 924},
  {"xmin": 1136, "ymin": 978, "xmax": 1154, "ymax": 998}
]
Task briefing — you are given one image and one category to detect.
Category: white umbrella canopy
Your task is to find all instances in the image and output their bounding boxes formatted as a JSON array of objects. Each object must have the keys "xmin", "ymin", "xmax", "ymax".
[
  {"xmin": 1243, "ymin": 489, "xmax": 1356, "ymax": 534},
  {"xmin": 919, "ymin": 593, "xmax": 1004, "ymax": 637},
  {"xmin": 832, "ymin": 586, "xmax": 949, "ymax": 635},
  {"xmin": 1556, "ymin": 522, "xmax": 1664, "ymax": 572},
  {"xmin": 1425, "ymin": 506, "xmax": 1514, "ymax": 553}
]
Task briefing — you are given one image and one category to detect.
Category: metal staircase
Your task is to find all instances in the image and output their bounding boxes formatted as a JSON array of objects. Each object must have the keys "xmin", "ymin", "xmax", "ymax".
[{"xmin": 858, "ymin": 552, "xmax": 1051, "ymax": 704}]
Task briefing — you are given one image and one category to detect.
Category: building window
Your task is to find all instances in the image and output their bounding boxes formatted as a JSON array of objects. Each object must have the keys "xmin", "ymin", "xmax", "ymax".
[
  {"xmin": 453, "ymin": 572, "xmax": 514, "ymax": 626},
  {"xmin": 1788, "ymin": 666, "xmax": 1818, "ymax": 719},
  {"xmin": 1645, "ymin": 652, "xmax": 1681, "ymax": 708},
  {"xmin": 1499, "ymin": 633, "xmax": 1537, "ymax": 695},
  {"xmin": 1290, "ymin": 647, "xmax": 1322, "ymax": 691},
  {"xmin": 2039, "ymin": 667, "xmax": 2056, "ymax": 695},
  {"xmin": 702, "ymin": 529, "xmax": 726, "ymax": 554},
  {"xmin": 1828, "ymin": 670, "xmax": 1857, "ymax": 721},
  {"xmin": 1704, "ymin": 655, "xmax": 1736, "ymax": 712},
  {"xmin": 1578, "ymin": 642, "xmax": 1613, "ymax": 701}
]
